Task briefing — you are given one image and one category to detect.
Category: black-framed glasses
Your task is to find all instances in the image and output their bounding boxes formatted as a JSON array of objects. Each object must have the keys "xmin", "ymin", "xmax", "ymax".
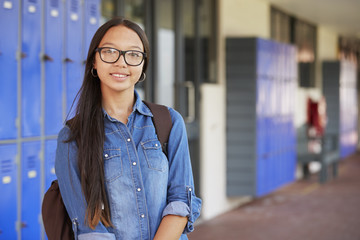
[{"xmin": 95, "ymin": 47, "xmax": 146, "ymax": 66}]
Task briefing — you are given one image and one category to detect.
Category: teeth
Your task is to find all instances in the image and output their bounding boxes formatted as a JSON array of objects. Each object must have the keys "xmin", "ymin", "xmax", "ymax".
[{"xmin": 112, "ymin": 73, "xmax": 127, "ymax": 78}]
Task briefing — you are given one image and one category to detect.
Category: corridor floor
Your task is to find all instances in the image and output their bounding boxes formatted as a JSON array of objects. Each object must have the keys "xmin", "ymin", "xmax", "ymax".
[{"xmin": 188, "ymin": 152, "xmax": 360, "ymax": 240}]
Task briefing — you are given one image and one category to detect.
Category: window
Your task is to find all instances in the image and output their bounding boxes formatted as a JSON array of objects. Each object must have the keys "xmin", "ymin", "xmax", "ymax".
[{"xmin": 271, "ymin": 7, "xmax": 317, "ymax": 87}]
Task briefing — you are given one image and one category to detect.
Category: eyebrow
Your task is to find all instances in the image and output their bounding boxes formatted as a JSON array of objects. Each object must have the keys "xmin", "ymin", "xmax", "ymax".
[{"xmin": 100, "ymin": 42, "xmax": 143, "ymax": 51}]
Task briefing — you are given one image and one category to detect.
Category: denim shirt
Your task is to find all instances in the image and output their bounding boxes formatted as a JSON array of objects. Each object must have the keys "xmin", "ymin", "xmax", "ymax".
[{"xmin": 55, "ymin": 91, "xmax": 202, "ymax": 240}]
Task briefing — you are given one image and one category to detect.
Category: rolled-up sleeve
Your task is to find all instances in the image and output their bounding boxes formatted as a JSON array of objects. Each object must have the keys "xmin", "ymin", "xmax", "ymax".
[
  {"xmin": 162, "ymin": 109, "xmax": 202, "ymax": 233},
  {"xmin": 55, "ymin": 126, "xmax": 115, "ymax": 239}
]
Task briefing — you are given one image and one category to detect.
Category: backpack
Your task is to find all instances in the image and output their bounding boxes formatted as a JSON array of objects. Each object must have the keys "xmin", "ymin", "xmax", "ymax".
[{"xmin": 42, "ymin": 101, "xmax": 172, "ymax": 240}]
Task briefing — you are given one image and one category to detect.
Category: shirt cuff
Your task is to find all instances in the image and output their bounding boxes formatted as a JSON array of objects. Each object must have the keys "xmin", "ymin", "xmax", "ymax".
[
  {"xmin": 79, "ymin": 232, "xmax": 116, "ymax": 240},
  {"xmin": 161, "ymin": 201, "xmax": 190, "ymax": 218}
]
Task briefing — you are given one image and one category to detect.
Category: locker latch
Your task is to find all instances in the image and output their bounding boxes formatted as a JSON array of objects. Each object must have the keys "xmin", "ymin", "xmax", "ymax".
[
  {"xmin": 43, "ymin": 54, "xmax": 53, "ymax": 62},
  {"xmin": 64, "ymin": 57, "xmax": 74, "ymax": 63}
]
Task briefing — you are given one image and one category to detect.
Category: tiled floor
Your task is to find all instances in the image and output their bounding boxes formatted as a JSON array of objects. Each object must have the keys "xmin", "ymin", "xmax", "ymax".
[{"xmin": 188, "ymin": 152, "xmax": 360, "ymax": 240}]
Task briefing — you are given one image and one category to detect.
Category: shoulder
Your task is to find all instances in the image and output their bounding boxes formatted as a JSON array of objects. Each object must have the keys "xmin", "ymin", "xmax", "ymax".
[
  {"xmin": 57, "ymin": 125, "xmax": 72, "ymax": 142},
  {"xmin": 167, "ymin": 107, "xmax": 187, "ymax": 135},
  {"xmin": 167, "ymin": 107, "xmax": 185, "ymax": 125}
]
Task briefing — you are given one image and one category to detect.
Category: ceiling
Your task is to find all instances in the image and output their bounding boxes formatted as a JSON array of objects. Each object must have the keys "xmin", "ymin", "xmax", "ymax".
[{"xmin": 263, "ymin": 0, "xmax": 360, "ymax": 38}]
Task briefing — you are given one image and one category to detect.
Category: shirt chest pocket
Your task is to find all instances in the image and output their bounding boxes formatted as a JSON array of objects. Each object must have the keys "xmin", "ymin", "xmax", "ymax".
[
  {"xmin": 141, "ymin": 139, "xmax": 168, "ymax": 172},
  {"xmin": 103, "ymin": 148, "xmax": 123, "ymax": 182}
]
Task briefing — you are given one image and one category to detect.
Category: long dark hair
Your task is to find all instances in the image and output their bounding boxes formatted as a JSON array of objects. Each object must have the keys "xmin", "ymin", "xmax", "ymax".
[{"xmin": 66, "ymin": 17, "xmax": 150, "ymax": 229}]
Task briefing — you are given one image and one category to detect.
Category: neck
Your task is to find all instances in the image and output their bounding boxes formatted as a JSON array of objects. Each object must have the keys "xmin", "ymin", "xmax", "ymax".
[{"xmin": 102, "ymin": 88, "xmax": 135, "ymax": 124}]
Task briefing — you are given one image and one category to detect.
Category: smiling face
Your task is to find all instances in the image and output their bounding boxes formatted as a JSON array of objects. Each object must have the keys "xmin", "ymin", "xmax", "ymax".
[{"xmin": 93, "ymin": 25, "xmax": 144, "ymax": 97}]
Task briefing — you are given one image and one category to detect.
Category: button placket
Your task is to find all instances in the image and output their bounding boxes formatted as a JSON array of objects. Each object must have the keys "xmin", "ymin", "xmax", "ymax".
[{"xmin": 120, "ymin": 126, "xmax": 150, "ymax": 236}]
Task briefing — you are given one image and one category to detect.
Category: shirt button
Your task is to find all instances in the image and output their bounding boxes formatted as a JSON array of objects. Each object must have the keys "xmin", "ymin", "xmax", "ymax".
[
  {"xmin": 189, "ymin": 188, "xmax": 192, "ymax": 192},
  {"xmin": 104, "ymin": 154, "xmax": 108, "ymax": 158},
  {"xmin": 155, "ymin": 143, "xmax": 158, "ymax": 147},
  {"xmin": 140, "ymin": 214, "xmax": 145, "ymax": 218},
  {"xmin": 137, "ymin": 188, "xmax": 141, "ymax": 192},
  {"xmin": 132, "ymin": 162, "xmax": 137, "ymax": 166},
  {"xmin": 127, "ymin": 138, "xmax": 131, "ymax": 142}
]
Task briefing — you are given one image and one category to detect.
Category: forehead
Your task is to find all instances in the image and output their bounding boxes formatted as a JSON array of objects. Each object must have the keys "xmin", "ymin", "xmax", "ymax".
[{"xmin": 99, "ymin": 25, "xmax": 144, "ymax": 50}]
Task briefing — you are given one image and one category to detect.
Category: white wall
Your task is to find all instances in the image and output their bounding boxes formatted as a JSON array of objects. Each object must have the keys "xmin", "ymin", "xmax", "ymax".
[
  {"xmin": 222, "ymin": 0, "xmax": 270, "ymax": 38},
  {"xmin": 316, "ymin": 26, "xmax": 339, "ymax": 90}
]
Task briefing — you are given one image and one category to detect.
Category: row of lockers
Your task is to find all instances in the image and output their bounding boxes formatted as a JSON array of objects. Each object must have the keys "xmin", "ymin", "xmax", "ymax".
[
  {"xmin": 0, "ymin": 0, "xmax": 100, "ymax": 140},
  {"xmin": 339, "ymin": 61, "xmax": 358, "ymax": 158},
  {"xmin": 226, "ymin": 38, "xmax": 297, "ymax": 197},
  {"xmin": 0, "ymin": 0, "xmax": 100, "ymax": 239},
  {"xmin": 0, "ymin": 141, "xmax": 57, "ymax": 239}
]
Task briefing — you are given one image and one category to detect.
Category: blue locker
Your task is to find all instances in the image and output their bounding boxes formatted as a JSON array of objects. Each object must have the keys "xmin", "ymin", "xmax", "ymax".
[
  {"xmin": 0, "ymin": 144, "xmax": 18, "ymax": 239},
  {"xmin": 21, "ymin": 141, "xmax": 41, "ymax": 239},
  {"xmin": 22, "ymin": 0, "xmax": 42, "ymax": 137},
  {"xmin": 264, "ymin": 40, "xmax": 273, "ymax": 77},
  {"xmin": 45, "ymin": 0, "xmax": 64, "ymax": 136},
  {"xmin": 0, "ymin": 0, "xmax": 18, "ymax": 140},
  {"xmin": 45, "ymin": 140, "xmax": 57, "ymax": 190},
  {"xmin": 84, "ymin": 0, "xmax": 100, "ymax": 60},
  {"xmin": 65, "ymin": 0, "xmax": 83, "ymax": 117},
  {"xmin": 256, "ymin": 157, "xmax": 266, "ymax": 196}
]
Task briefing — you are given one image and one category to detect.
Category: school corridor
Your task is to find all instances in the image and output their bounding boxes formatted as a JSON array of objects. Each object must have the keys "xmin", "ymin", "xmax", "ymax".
[{"xmin": 188, "ymin": 152, "xmax": 360, "ymax": 240}]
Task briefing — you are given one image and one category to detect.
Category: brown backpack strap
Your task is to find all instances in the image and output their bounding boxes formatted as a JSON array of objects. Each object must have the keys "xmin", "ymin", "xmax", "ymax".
[{"xmin": 143, "ymin": 101, "xmax": 172, "ymax": 155}]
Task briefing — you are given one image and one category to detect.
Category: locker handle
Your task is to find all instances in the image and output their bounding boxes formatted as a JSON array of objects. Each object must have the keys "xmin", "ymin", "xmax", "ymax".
[
  {"xmin": 21, "ymin": 52, "xmax": 27, "ymax": 59},
  {"xmin": 182, "ymin": 81, "xmax": 196, "ymax": 123},
  {"xmin": 21, "ymin": 222, "xmax": 28, "ymax": 228},
  {"xmin": 64, "ymin": 57, "xmax": 74, "ymax": 63},
  {"xmin": 43, "ymin": 54, "xmax": 53, "ymax": 62}
]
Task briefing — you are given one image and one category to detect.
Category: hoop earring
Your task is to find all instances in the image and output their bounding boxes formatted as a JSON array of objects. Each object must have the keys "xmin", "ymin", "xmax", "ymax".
[
  {"xmin": 91, "ymin": 68, "xmax": 98, "ymax": 78},
  {"xmin": 138, "ymin": 72, "xmax": 146, "ymax": 82}
]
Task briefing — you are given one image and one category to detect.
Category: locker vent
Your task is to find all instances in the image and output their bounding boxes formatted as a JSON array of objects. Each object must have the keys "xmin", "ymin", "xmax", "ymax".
[
  {"xmin": 90, "ymin": 4, "xmax": 97, "ymax": 17},
  {"xmin": 71, "ymin": 0, "xmax": 78, "ymax": 12},
  {"xmin": 27, "ymin": 156, "xmax": 36, "ymax": 170},
  {"xmin": 1, "ymin": 159, "xmax": 12, "ymax": 174},
  {"xmin": 29, "ymin": 0, "xmax": 38, "ymax": 3},
  {"xmin": 51, "ymin": 0, "xmax": 59, "ymax": 8}
]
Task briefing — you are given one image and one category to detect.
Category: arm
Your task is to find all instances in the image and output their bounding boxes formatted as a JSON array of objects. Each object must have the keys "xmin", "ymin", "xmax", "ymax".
[
  {"xmin": 157, "ymin": 108, "xmax": 202, "ymax": 237},
  {"xmin": 55, "ymin": 126, "xmax": 115, "ymax": 239},
  {"xmin": 153, "ymin": 215, "xmax": 188, "ymax": 240}
]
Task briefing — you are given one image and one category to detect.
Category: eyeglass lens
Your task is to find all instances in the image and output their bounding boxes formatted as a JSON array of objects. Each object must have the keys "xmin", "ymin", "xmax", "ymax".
[{"xmin": 99, "ymin": 48, "xmax": 144, "ymax": 66}]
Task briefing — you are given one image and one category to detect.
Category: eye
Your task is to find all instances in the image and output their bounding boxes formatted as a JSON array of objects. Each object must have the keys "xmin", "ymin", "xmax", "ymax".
[
  {"xmin": 127, "ymin": 51, "xmax": 142, "ymax": 58},
  {"xmin": 102, "ymin": 48, "xmax": 117, "ymax": 54}
]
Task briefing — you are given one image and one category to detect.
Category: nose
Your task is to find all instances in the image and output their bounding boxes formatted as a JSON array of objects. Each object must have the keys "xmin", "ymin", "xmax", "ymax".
[{"xmin": 114, "ymin": 53, "xmax": 127, "ymax": 67}]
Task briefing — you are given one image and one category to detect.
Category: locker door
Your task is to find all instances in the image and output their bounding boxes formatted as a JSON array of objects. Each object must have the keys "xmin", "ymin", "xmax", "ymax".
[
  {"xmin": 45, "ymin": 0, "xmax": 64, "ymax": 136},
  {"xmin": 21, "ymin": 141, "xmax": 41, "ymax": 239},
  {"xmin": 45, "ymin": 140, "xmax": 57, "ymax": 190},
  {"xmin": 22, "ymin": 0, "xmax": 42, "ymax": 137},
  {"xmin": 84, "ymin": 0, "xmax": 100, "ymax": 60},
  {"xmin": 0, "ymin": 144, "xmax": 18, "ymax": 239},
  {"xmin": 65, "ymin": 0, "xmax": 83, "ymax": 116},
  {"xmin": 0, "ymin": 0, "xmax": 18, "ymax": 140}
]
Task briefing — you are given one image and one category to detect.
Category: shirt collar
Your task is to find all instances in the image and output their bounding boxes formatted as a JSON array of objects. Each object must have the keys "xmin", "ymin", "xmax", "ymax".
[{"xmin": 102, "ymin": 89, "xmax": 153, "ymax": 122}]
